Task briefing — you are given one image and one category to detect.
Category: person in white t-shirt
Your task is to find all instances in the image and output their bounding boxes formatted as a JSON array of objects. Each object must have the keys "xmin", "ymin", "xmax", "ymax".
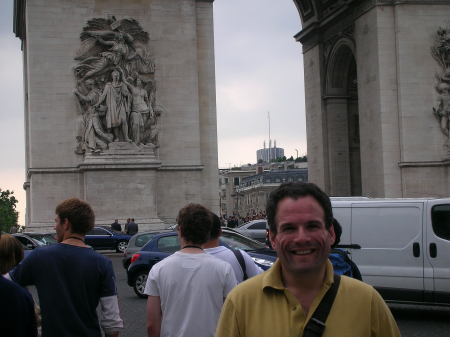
[
  {"xmin": 203, "ymin": 213, "xmax": 262, "ymax": 283},
  {"xmin": 144, "ymin": 203, "xmax": 237, "ymax": 337}
]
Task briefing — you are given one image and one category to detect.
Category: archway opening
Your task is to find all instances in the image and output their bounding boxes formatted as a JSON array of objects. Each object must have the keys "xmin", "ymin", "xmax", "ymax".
[{"xmin": 325, "ymin": 42, "xmax": 361, "ymax": 196}]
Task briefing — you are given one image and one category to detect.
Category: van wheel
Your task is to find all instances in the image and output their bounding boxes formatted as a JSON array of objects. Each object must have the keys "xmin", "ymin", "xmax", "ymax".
[
  {"xmin": 116, "ymin": 241, "xmax": 128, "ymax": 253},
  {"xmin": 133, "ymin": 271, "xmax": 149, "ymax": 298}
]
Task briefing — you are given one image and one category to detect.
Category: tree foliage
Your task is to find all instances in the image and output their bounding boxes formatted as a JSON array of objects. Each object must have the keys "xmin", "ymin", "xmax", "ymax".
[{"xmin": 0, "ymin": 189, "xmax": 19, "ymax": 233}]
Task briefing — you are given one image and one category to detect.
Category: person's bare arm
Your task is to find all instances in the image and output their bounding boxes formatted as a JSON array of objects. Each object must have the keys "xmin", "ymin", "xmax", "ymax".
[{"xmin": 147, "ymin": 296, "xmax": 162, "ymax": 337}]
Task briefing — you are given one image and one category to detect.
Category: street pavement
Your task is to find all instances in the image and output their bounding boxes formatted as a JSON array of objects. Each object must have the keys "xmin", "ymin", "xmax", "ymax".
[{"xmin": 106, "ymin": 253, "xmax": 450, "ymax": 337}]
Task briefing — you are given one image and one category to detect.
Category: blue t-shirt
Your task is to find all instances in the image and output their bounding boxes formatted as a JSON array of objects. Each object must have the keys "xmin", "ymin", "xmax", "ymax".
[
  {"xmin": 0, "ymin": 276, "xmax": 37, "ymax": 337},
  {"xmin": 10, "ymin": 243, "xmax": 116, "ymax": 337}
]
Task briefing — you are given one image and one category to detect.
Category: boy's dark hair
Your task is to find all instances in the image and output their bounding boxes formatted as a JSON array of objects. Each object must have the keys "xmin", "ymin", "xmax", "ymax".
[
  {"xmin": 332, "ymin": 218, "xmax": 342, "ymax": 247},
  {"xmin": 177, "ymin": 204, "xmax": 213, "ymax": 245},
  {"xmin": 266, "ymin": 182, "xmax": 333, "ymax": 234},
  {"xmin": 55, "ymin": 198, "xmax": 95, "ymax": 235},
  {"xmin": 209, "ymin": 213, "xmax": 222, "ymax": 240}
]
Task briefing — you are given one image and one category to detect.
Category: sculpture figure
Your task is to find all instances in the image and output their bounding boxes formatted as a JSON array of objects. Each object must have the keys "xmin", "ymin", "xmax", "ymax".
[
  {"xmin": 73, "ymin": 16, "xmax": 163, "ymax": 154},
  {"xmin": 432, "ymin": 26, "xmax": 450, "ymax": 139},
  {"xmin": 95, "ymin": 69, "xmax": 132, "ymax": 142},
  {"xmin": 123, "ymin": 75, "xmax": 153, "ymax": 144},
  {"xmin": 433, "ymin": 83, "xmax": 450, "ymax": 136},
  {"xmin": 74, "ymin": 79, "xmax": 113, "ymax": 153}
]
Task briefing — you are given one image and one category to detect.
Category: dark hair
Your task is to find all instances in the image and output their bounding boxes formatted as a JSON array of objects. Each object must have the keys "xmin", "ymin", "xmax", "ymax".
[
  {"xmin": 177, "ymin": 204, "xmax": 212, "ymax": 245},
  {"xmin": 209, "ymin": 213, "xmax": 222, "ymax": 240},
  {"xmin": 266, "ymin": 182, "xmax": 333, "ymax": 234},
  {"xmin": 55, "ymin": 198, "xmax": 95, "ymax": 235},
  {"xmin": 0, "ymin": 234, "xmax": 24, "ymax": 274},
  {"xmin": 332, "ymin": 218, "xmax": 342, "ymax": 247}
]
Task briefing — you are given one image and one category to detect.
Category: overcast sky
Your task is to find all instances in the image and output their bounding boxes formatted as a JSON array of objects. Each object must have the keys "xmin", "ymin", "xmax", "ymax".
[{"xmin": 0, "ymin": 0, "xmax": 305, "ymax": 224}]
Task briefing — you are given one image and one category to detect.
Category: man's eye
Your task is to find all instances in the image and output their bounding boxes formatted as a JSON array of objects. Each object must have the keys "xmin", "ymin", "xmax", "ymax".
[{"xmin": 282, "ymin": 227, "xmax": 295, "ymax": 232}]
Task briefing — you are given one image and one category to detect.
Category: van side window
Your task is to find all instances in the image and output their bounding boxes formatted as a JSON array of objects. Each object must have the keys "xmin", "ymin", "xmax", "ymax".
[{"xmin": 432, "ymin": 205, "xmax": 450, "ymax": 241}]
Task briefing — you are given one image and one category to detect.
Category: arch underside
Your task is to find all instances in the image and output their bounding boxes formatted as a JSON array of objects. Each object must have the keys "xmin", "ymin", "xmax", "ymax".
[{"xmin": 325, "ymin": 42, "xmax": 361, "ymax": 196}]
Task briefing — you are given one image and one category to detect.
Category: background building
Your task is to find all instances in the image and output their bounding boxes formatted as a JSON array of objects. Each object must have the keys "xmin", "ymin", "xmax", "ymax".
[
  {"xmin": 256, "ymin": 140, "xmax": 285, "ymax": 163},
  {"xmin": 236, "ymin": 168, "xmax": 308, "ymax": 218},
  {"xmin": 219, "ymin": 161, "xmax": 308, "ymax": 220},
  {"xmin": 293, "ymin": 0, "xmax": 450, "ymax": 198}
]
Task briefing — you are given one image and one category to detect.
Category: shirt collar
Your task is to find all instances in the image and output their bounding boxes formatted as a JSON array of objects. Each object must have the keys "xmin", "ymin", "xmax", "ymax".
[{"xmin": 262, "ymin": 259, "xmax": 335, "ymax": 291}]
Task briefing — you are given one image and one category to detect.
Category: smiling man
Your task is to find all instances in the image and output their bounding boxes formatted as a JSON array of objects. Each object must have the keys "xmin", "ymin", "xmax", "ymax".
[{"xmin": 215, "ymin": 182, "xmax": 401, "ymax": 337}]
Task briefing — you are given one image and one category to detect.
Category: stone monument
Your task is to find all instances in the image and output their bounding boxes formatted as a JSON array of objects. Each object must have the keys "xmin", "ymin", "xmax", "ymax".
[
  {"xmin": 292, "ymin": 0, "xmax": 450, "ymax": 198},
  {"xmin": 14, "ymin": 0, "xmax": 218, "ymax": 230}
]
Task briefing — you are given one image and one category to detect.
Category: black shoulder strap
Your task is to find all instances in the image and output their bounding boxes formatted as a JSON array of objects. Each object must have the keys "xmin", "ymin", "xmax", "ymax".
[
  {"xmin": 303, "ymin": 274, "xmax": 341, "ymax": 337},
  {"xmin": 232, "ymin": 249, "xmax": 248, "ymax": 281}
]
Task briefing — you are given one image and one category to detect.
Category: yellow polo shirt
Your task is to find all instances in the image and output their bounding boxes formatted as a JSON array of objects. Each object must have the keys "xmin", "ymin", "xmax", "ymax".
[{"xmin": 216, "ymin": 260, "xmax": 401, "ymax": 337}]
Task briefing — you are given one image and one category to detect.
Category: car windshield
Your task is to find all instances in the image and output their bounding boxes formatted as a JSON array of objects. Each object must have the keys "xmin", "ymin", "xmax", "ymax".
[
  {"xmin": 27, "ymin": 234, "xmax": 57, "ymax": 245},
  {"xmin": 221, "ymin": 231, "xmax": 265, "ymax": 251}
]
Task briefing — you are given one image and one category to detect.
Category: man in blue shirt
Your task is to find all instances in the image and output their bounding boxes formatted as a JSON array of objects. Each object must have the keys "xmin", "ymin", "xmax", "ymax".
[{"xmin": 9, "ymin": 198, "xmax": 123, "ymax": 337}]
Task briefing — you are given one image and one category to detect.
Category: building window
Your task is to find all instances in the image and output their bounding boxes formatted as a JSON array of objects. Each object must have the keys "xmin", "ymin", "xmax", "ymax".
[
  {"xmin": 234, "ymin": 177, "xmax": 240, "ymax": 186},
  {"xmin": 224, "ymin": 178, "xmax": 229, "ymax": 184}
]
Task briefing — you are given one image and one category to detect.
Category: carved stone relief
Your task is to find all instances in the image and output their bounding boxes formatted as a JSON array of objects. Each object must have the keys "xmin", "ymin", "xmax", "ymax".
[
  {"xmin": 431, "ymin": 26, "xmax": 450, "ymax": 140},
  {"xmin": 73, "ymin": 16, "xmax": 163, "ymax": 155}
]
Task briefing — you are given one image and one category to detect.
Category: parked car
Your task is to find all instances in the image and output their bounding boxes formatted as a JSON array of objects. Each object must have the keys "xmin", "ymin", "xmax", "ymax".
[
  {"xmin": 127, "ymin": 229, "xmax": 276, "ymax": 297},
  {"xmin": 122, "ymin": 230, "xmax": 170, "ymax": 269},
  {"xmin": 234, "ymin": 219, "xmax": 268, "ymax": 243},
  {"xmin": 13, "ymin": 232, "xmax": 57, "ymax": 249},
  {"xmin": 85, "ymin": 226, "xmax": 131, "ymax": 253}
]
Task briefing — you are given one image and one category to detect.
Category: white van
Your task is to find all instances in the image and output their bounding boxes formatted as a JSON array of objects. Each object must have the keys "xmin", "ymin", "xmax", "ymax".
[{"xmin": 331, "ymin": 197, "xmax": 450, "ymax": 305}]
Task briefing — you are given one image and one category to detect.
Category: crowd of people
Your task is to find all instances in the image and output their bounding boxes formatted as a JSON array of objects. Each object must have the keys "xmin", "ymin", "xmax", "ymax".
[
  {"xmin": 222, "ymin": 211, "xmax": 266, "ymax": 228},
  {"xmin": 0, "ymin": 182, "xmax": 402, "ymax": 337}
]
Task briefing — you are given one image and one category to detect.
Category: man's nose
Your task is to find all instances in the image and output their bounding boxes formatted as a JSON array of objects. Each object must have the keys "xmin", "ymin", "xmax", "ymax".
[{"xmin": 293, "ymin": 226, "xmax": 310, "ymax": 242}]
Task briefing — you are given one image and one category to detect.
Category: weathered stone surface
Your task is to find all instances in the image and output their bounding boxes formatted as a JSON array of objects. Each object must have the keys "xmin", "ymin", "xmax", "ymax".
[
  {"xmin": 16, "ymin": 0, "xmax": 219, "ymax": 229},
  {"xmin": 294, "ymin": 1, "xmax": 450, "ymax": 197}
]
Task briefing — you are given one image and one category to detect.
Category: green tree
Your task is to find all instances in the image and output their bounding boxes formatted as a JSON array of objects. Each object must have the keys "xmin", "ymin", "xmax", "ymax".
[{"xmin": 0, "ymin": 189, "xmax": 19, "ymax": 233}]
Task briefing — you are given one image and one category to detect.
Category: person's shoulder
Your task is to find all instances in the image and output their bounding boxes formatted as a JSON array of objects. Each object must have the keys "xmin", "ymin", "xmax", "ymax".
[
  {"xmin": 338, "ymin": 275, "xmax": 379, "ymax": 301},
  {"xmin": 0, "ymin": 276, "xmax": 32, "ymax": 300},
  {"xmin": 228, "ymin": 270, "xmax": 265, "ymax": 298}
]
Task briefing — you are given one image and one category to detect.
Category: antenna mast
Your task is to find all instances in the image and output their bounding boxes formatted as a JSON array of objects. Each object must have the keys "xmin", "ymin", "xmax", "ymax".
[{"xmin": 268, "ymin": 111, "xmax": 271, "ymax": 162}]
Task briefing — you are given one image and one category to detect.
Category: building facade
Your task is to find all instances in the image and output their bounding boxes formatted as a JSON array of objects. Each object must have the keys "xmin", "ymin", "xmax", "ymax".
[
  {"xmin": 256, "ymin": 140, "xmax": 285, "ymax": 163},
  {"xmin": 234, "ymin": 168, "xmax": 308, "ymax": 218},
  {"xmin": 293, "ymin": 0, "xmax": 450, "ymax": 197},
  {"xmin": 14, "ymin": 0, "xmax": 219, "ymax": 230}
]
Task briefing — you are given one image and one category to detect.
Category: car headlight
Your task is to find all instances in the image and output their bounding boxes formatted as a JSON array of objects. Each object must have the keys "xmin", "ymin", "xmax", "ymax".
[{"xmin": 251, "ymin": 257, "xmax": 273, "ymax": 267}]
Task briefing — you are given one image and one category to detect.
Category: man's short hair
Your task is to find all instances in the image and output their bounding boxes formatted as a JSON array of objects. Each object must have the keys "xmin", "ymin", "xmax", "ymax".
[
  {"xmin": 177, "ymin": 204, "xmax": 212, "ymax": 245},
  {"xmin": 266, "ymin": 182, "xmax": 333, "ymax": 234},
  {"xmin": 55, "ymin": 198, "xmax": 95, "ymax": 235},
  {"xmin": 0, "ymin": 234, "xmax": 24, "ymax": 274},
  {"xmin": 209, "ymin": 213, "xmax": 222, "ymax": 240}
]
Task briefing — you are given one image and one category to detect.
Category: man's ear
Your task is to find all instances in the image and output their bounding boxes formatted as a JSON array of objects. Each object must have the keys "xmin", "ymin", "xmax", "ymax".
[
  {"xmin": 62, "ymin": 218, "xmax": 72, "ymax": 232},
  {"xmin": 328, "ymin": 223, "xmax": 336, "ymax": 245},
  {"xmin": 269, "ymin": 230, "xmax": 277, "ymax": 249}
]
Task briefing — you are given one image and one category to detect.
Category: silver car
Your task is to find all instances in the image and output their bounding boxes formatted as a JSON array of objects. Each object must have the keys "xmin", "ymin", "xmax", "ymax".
[{"xmin": 234, "ymin": 219, "xmax": 268, "ymax": 243}]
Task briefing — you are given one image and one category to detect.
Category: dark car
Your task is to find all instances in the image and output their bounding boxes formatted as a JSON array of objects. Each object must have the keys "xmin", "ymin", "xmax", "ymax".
[
  {"xmin": 127, "ymin": 229, "xmax": 276, "ymax": 297},
  {"xmin": 122, "ymin": 230, "xmax": 171, "ymax": 269},
  {"xmin": 85, "ymin": 226, "xmax": 132, "ymax": 253}
]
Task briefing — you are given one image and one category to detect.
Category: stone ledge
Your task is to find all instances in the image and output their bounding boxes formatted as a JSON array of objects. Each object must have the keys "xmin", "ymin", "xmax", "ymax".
[
  {"xmin": 399, "ymin": 160, "xmax": 450, "ymax": 167},
  {"xmin": 159, "ymin": 165, "xmax": 204, "ymax": 171}
]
